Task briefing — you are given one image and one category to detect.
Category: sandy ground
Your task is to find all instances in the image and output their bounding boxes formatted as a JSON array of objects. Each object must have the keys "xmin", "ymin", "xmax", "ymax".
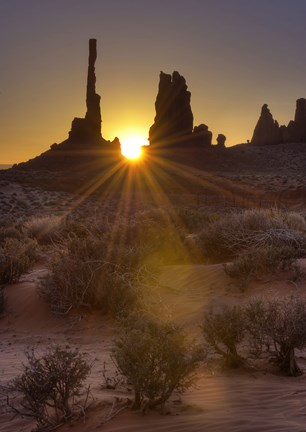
[{"xmin": 1, "ymin": 260, "xmax": 306, "ymax": 432}]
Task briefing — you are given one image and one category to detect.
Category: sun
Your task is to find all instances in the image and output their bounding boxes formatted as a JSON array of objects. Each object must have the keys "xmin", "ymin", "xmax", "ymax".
[{"xmin": 120, "ymin": 134, "xmax": 146, "ymax": 160}]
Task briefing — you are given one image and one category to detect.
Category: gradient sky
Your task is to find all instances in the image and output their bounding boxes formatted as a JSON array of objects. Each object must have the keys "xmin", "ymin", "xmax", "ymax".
[{"xmin": 1, "ymin": 0, "xmax": 306, "ymax": 163}]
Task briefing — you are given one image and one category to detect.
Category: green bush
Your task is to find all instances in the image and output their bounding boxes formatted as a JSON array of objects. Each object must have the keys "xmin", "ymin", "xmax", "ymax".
[
  {"xmin": 113, "ymin": 315, "xmax": 203, "ymax": 410},
  {"xmin": 0, "ymin": 237, "xmax": 37, "ymax": 284},
  {"xmin": 202, "ymin": 305, "xmax": 245, "ymax": 367},
  {"xmin": 11, "ymin": 346, "xmax": 91, "ymax": 429}
]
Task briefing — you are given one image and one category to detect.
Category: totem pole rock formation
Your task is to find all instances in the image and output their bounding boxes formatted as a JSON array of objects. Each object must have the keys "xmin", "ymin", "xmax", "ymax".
[
  {"xmin": 148, "ymin": 71, "xmax": 212, "ymax": 148},
  {"xmin": 69, "ymin": 39, "xmax": 102, "ymax": 143},
  {"xmin": 16, "ymin": 39, "xmax": 120, "ymax": 171}
]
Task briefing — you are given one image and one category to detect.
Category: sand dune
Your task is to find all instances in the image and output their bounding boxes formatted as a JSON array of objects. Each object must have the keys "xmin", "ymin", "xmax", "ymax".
[{"xmin": 1, "ymin": 262, "xmax": 306, "ymax": 431}]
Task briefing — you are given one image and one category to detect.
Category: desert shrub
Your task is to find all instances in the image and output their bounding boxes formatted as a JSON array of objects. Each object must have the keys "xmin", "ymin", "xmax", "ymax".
[
  {"xmin": 113, "ymin": 315, "xmax": 203, "ymax": 410},
  {"xmin": 23, "ymin": 215, "xmax": 63, "ymax": 244},
  {"xmin": 202, "ymin": 305, "xmax": 245, "ymax": 367},
  {"xmin": 0, "ymin": 237, "xmax": 37, "ymax": 284},
  {"xmin": 245, "ymin": 296, "xmax": 306, "ymax": 376},
  {"xmin": 281, "ymin": 211, "xmax": 306, "ymax": 232},
  {"xmin": 224, "ymin": 245, "xmax": 303, "ymax": 288},
  {"xmin": 196, "ymin": 209, "xmax": 306, "ymax": 262},
  {"xmin": 0, "ymin": 226, "xmax": 24, "ymax": 243},
  {"xmin": 10, "ymin": 345, "xmax": 91, "ymax": 430},
  {"xmin": 171, "ymin": 207, "xmax": 218, "ymax": 233},
  {"xmin": 40, "ymin": 235, "xmax": 142, "ymax": 315}
]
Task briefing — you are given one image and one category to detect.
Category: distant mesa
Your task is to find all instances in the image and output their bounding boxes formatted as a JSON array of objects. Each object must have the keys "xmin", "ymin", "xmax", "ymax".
[
  {"xmin": 251, "ymin": 99, "xmax": 306, "ymax": 145},
  {"xmin": 148, "ymin": 71, "xmax": 213, "ymax": 149},
  {"xmin": 15, "ymin": 39, "xmax": 121, "ymax": 171}
]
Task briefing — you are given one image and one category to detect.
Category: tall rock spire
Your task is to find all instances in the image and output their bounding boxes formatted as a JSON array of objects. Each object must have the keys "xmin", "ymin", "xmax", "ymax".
[
  {"xmin": 69, "ymin": 39, "xmax": 102, "ymax": 142},
  {"xmin": 85, "ymin": 39, "xmax": 102, "ymax": 137}
]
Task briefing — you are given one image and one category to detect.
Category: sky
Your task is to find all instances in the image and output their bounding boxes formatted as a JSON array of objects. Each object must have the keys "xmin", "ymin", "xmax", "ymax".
[{"xmin": 1, "ymin": 0, "xmax": 306, "ymax": 164}]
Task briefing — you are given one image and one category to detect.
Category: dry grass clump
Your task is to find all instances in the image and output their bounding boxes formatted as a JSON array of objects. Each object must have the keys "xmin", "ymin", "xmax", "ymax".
[
  {"xmin": 40, "ymin": 234, "xmax": 144, "ymax": 315},
  {"xmin": 0, "ymin": 226, "xmax": 24, "ymax": 243},
  {"xmin": 0, "ymin": 237, "xmax": 37, "ymax": 284},
  {"xmin": 113, "ymin": 314, "xmax": 203, "ymax": 411},
  {"xmin": 176, "ymin": 207, "xmax": 219, "ymax": 233},
  {"xmin": 23, "ymin": 215, "xmax": 63, "ymax": 244},
  {"xmin": 196, "ymin": 209, "xmax": 306, "ymax": 286},
  {"xmin": 9, "ymin": 345, "xmax": 91, "ymax": 430},
  {"xmin": 224, "ymin": 245, "xmax": 303, "ymax": 288},
  {"xmin": 197, "ymin": 208, "xmax": 306, "ymax": 262}
]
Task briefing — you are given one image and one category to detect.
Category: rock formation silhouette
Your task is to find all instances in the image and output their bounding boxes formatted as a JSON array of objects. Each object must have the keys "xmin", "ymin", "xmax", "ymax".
[
  {"xmin": 281, "ymin": 98, "xmax": 306, "ymax": 143},
  {"xmin": 251, "ymin": 99, "xmax": 306, "ymax": 146},
  {"xmin": 15, "ymin": 39, "xmax": 120, "ymax": 171},
  {"xmin": 251, "ymin": 104, "xmax": 281, "ymax": 146},
  {"xmin": 149, "ymin": 71, "xmax": 193, "ymax": 147},
  {"xmin": 69, "ymin": 39, "xmax": 102, "ymax": 142},
  {"xmin": 216, "ymin": 134, "xmax": 226, "ymax": 148},
  {"xmin": 148, "ymin": 71, "xmax": 213, "ymax": 148},
  {"xmin": 192, "ymin": 124, "xmax": 213, "ymax": 147}
]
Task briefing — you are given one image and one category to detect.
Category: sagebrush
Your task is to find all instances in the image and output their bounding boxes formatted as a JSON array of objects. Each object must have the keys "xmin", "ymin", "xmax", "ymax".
[
  {"xmin": 113, "ymin": 315, "xmax": 203, "ymax": 410},
  {"xmin": 11, "ymin": 346, "xmax": 91, "ymax": 430}
]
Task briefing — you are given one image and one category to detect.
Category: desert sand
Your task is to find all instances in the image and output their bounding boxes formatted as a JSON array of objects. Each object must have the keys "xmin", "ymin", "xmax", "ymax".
[{"xmin": 1, "ymin": 256, "xmax": 306, "ymax": 432}]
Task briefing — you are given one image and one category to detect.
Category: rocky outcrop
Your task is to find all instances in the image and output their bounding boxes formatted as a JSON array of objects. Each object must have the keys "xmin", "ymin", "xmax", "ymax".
[
  {"xmin": 216, "ymin": 134, "xmax": 226, "ymax": 148},
  {"xmin": 281, "ymin": 98, "xmax": 306, "ymax": 143},
  {"xmin": 192, "ymin": 124, "xmax": 212, "ymax": 147},
  {"xmin": 251, "ymin": 99, "xmax": 306, "ymax": 145},
  {"xmin": 149, "ymin": 71, "xmax": 194, "ymax": 147},
  {"xmin": 251, "ymin": 104, "xmax": 281, "ymax": 145},
  {"xmin": 149, "ymin": 71, "xmax": 215, "ymax": 149}
]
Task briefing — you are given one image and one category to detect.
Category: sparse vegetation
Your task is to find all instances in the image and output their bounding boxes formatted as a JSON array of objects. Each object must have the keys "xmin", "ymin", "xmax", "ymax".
[
  {"xmin": 0, "ymin": 237, "xmax": 37, "ymax": 284},
  {"xmin": 23, "ymin": 215, "xmax": 63, "ymax": 244},
  {"xmin": 197, "ymin": 209, "xmax": 306, "ymax": 262},
  {"xmin": 113, "ymin": 315, "xmax": 203, "ymax": 411},
  {"xmin": 40, "ymin": 234, "xmax": 143, "ymax": 315},
  {"xmin": 202, "ymin": 296, "xmax": 306, "ymax": 376},
  {"xmin": 10, "ymin": 345, "xmax": 91, "ymax": 430},
  {"xmin": 245, "ymin": 296, "xmax": 306, "ymax": 376},
  {"xmin": 224, "ymin": 245, "xmax": 303, "ymax": 288},
  {"xmin": 202, "ymin": 305, "xmax": 245, "ymax": 367}
]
